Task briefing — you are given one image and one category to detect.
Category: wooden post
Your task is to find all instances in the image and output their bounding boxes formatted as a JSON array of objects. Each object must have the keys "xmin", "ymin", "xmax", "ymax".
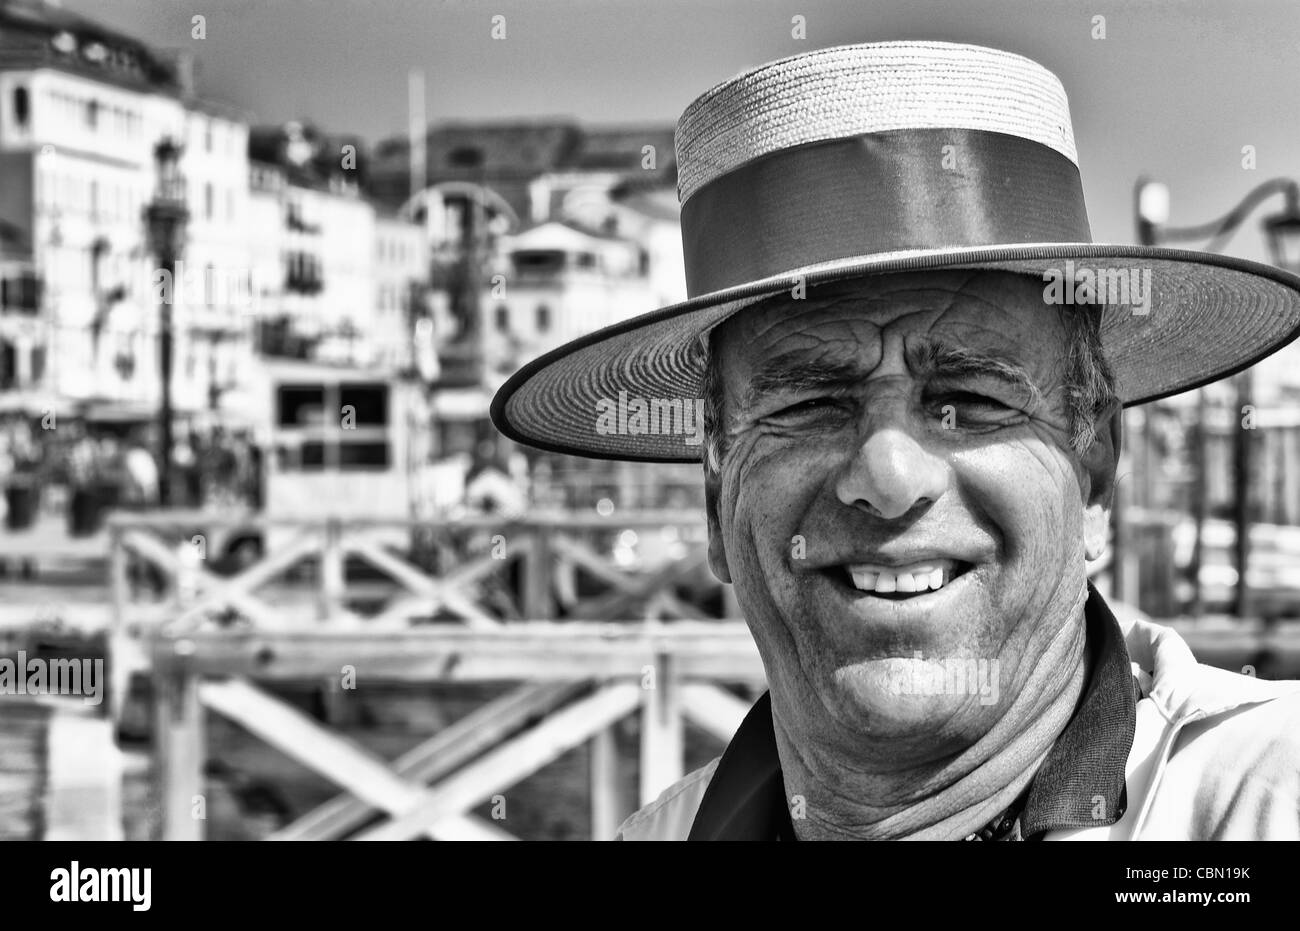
[
  {"xmin": 109, "ymin": 524, "xmax": 129, "ymax": 634},
  {"xmin": 1190, "ymin": 389, "xmax": 1207, "ymax": 618},
  {"xmin": 639, "ymin": 652, "xmax": 683, "ymax": 806},
  {"xmin": 589, "ymin": 725, "xmax": 625, "ymax": 840},
  {"xmin": 318, "ymin": 518, "xmax": 350, "ymax": 725},
  {"xmin": 1109, "ymin": 435, "xmax": 1127, "ymax": 605},
  {"xmin": 1140, "ymin": 407, "xmax": 1154, "ymax": 512},
  {"xmin": 154, "ymin": 652, "xmax": 204, "ymax": 840},
  {"xmin": 44, "ymin": 708, "xmax": 124, "ymax": 841},
  {"xmin": 319, "ymin": 674, "xmax": 356, "ymax": 728},
  {"xmin": 108, "ymin": 524, "xmax": 132, "ymax": 723},
  {"xmin": 1285, "ymin": 426, "xmax": 1300, "ymax": 525},
  {"xmin": 523, "ymin": 526, "xmax": 552, "ymax": 620},
  {"xmin": 1233, "ymin": 371, "xmax": 1253, "ymax": 618},
  {"xmin": 1268, "ymin": 423, "xmax": 1279, "ymax": 522},
  {"xmin": 1111, "ymin": 446, "xmax": 1139, "ymax": 608},
  {"xmin": 319, "ymin": 519, "xmax": 345, "ymax": 621}
]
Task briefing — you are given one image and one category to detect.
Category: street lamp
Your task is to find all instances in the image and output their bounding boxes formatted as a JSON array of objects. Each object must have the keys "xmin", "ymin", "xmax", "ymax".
[
  {"xmin": 1263, "ymin": 190, "xmax": 1300, "ymax": 271},
  {"xmin": 144, "ymin": 137, "xmax": 189, "ymax": 507},
  {"xmin": 1135, "ymin": 176, "xmax": 1300, "ymax": 618}
]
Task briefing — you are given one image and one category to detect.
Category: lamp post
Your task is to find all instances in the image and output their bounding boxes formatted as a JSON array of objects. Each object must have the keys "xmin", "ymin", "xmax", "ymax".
[
  {"xmin": 1136, "ymin": 177, "xmax": 1300, "ymax": 618},
  {"xmin": 144, "ymin": 137, "xmax": 189, "ymax": 507}
]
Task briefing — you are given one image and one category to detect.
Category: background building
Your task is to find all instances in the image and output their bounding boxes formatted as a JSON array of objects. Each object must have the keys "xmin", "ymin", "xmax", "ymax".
[{"xmin": 0, "ymin": 0, "xmax": 257, "ymax": 415}]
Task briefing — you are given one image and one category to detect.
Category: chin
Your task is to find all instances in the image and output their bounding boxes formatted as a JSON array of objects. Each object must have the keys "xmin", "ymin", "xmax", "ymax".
[{"xmin": 821, "ymin": 659, "xmax": 994, "ymax": 743}]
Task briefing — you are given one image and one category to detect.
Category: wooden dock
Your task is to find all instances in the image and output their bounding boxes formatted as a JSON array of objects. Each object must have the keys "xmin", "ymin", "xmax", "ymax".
[{"xmin": 3, "ymin": 507, "xmax": 1300, "ymax": 841}]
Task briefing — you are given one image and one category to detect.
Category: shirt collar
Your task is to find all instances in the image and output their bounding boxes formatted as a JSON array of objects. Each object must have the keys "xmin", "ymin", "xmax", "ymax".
[{"xmin": 687, "ymin": 583, "xmax": 1137, "ymax": 840}]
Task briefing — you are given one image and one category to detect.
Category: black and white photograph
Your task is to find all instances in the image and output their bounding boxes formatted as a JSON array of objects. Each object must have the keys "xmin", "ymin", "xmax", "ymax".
[{"xmin": 0, "ymin": 0, "xmax": 1298, "ymax": 906}]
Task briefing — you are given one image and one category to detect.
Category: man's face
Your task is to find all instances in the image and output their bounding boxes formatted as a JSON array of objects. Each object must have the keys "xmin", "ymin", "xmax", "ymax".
[{"xmin": 706, "ymin": 270, "xmax": 1118, "ymax": 765}]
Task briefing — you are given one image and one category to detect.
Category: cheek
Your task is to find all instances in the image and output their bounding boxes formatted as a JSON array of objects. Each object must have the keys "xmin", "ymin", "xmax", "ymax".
[
  {"xmin": 721, "ymin": 437, "xmax": 827, "ymax": 576},
  {"xmin": 954, "ymin": 435, "xmax": 1084, "ymax": 563}
]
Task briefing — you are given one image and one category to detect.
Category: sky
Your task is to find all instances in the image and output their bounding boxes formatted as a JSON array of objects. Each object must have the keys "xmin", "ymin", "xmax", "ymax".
[{"xmin": 62, "ymin": 0, "xmax": 1300, "ymax": 260}]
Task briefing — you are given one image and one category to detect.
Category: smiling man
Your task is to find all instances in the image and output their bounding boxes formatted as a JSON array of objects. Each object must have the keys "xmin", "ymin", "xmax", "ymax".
[
  {"xmin": 492, "ymin": 41, "xmax": 1300, "ymax": 840},
  {"xmin": 694, "ymin": 271, "xmax": 1118, "ymax": 840}
]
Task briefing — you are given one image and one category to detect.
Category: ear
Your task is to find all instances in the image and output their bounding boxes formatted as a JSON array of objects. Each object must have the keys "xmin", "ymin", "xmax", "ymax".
[
  {"xmin": 1081, "ymin": 402, "xmax": 1123, "ymax": 562},
  {"xmin": 704, "ymin": 466, "xmax": 732, "ymax": 584}
]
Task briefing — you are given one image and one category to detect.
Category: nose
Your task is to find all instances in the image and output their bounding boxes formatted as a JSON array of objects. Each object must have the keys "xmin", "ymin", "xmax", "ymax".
[{"xmin": 834, "ymin": 425, "xmax": 949, "ymax": 520}]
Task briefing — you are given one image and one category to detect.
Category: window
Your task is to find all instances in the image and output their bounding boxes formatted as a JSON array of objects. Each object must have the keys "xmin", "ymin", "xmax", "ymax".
[
  {"xmin": 277, "ymin": 385, "xmax": 325, "ymax": 427},
  {"xmin": 12, "ymin": 87, "xmax": 28, "ymax": 128},
  {"xmin": 275, "ymin": 382, "xmax": 390, "ymax": 471},
  {"xmin": 0, "ymin": 339, "xmax": 14, "ymax": 391},
  {"xmin": 338, "ymin": 442, "xmax": 389, "ymax": 467},
  {"xmin": 204, "ymin": 183, "xmax": 214, "ymax": 220},
  {"xmin": 448, "ymin": 146, "xmax": 483, "ymax": 168},
  {"xmin": 204, "ymin": 120, "xmax": 213, "ymax": 153},
  {"xmin": 1, "ymin": 272, "xmax": 40, "ymax": 313},
  {"xmin": 511, "ymin": 250, "xmax": 564, "ymax": 277},
  {"xmin": 86, "ymin": 99, "xmax": 99, "ymax": 129},
  {"xmin": 495, "ymin": 304, "xmax": 509, "ymax": 332},
  {"xmin": 285, "ymin": 251, "xmax": 324, "ymax": 293},
  {"xmin": 339, "ymin": 383, "xmax": 389, "ymax": 427},
  {"xmin": 536, "ymin": 304, "xmax": 551, "ymax": 333}
]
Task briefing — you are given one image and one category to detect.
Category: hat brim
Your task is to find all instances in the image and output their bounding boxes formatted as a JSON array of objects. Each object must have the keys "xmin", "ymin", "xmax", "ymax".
[{"xmin": 491, "ymin": 243, "xmax": 1300, "ymax": 462}]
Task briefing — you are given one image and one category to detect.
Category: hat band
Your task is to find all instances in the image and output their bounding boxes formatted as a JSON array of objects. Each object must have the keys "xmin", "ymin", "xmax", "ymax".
[{"xmin": 680, "ymin": 127, "xmax": 1092, "ymax": 296}]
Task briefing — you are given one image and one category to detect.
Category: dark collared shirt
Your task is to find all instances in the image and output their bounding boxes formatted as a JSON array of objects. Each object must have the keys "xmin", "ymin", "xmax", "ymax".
[{"xmin": 686, "ymin": 584, "xmax": 1139, "ymax": 840}]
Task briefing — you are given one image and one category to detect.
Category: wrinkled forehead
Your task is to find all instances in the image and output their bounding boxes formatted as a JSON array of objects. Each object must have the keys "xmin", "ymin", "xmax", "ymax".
[{"xmin": 715, "ymin": 270, "xmax": 1068, "ymax": 374}]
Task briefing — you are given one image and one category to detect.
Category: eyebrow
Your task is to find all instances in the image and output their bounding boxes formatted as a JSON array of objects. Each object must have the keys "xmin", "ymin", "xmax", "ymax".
[
  {"xmin": 742, "ymin": 353, "xmax": 866, "ymax": 411},
  {"xmin": 907, "ymin": 341, "xmax": 1044, "ymax": 407},
  {"xmin": 741, "ymin": 340, "xmax": 1044, "ymax": 411}
]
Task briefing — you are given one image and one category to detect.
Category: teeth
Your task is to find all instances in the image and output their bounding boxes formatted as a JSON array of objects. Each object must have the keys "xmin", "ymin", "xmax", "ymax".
[{"xmin": 848, "ymin": 561, "xmax": 959, "ymax": 594}]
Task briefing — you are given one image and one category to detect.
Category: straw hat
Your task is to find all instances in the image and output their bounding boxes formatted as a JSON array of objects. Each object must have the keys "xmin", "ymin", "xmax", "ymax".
[{"xmin": 492, "ymin": 41, "xmax": 1300, "ymax": 461}]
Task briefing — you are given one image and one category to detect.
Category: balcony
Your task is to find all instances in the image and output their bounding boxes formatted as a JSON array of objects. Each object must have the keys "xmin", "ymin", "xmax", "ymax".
[
  {"xmin": 256, "ymin": 316, "xmax": 318, "ymax": 360},
  {"xmin": 284, "ymin": 272, "xmax": 324, "ymax": 296},
  {"xmin": 284, "ymin": 252, "xmax": 324, "ymax": 295},
  {"xmin": 286, "ymin": 203, "xmax": 321, "ymax": 234}
]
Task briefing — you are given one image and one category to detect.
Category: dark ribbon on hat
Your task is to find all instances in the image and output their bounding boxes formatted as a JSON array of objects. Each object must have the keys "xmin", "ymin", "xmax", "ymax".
[{"xmin": 680, "ymin": 127, "xmax": 1092, "ymax": 296}]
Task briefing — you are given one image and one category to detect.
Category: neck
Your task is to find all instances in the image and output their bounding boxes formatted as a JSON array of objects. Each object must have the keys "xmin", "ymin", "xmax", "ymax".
[{"xmin": 778, "ymin": 588, "xmax": 1093, "ymax": 840}]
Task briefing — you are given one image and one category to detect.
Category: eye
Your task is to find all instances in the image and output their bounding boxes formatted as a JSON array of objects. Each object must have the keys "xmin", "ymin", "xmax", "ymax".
[
  {"xmin": 930, "ymin": 391, "xmax": 1006, "ymax": 410},
  {"xmin": 770, "ymin": 396, "xmax": 846, "ymax": 419},
  {"xmin": 926, "ymin": 389, "xmax": 1024, "ymax": 428},
  {"xmin": 781, "ymin": 397, "xmax": 836, "ymax": 413}
]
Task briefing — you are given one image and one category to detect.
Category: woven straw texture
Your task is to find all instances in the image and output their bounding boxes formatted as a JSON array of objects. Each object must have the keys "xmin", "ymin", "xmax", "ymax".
[
  {"xmin": 677, "ymin": 41, "xmax": 1077, "ymax": 203},
  {"xmin": 495, "ymin": 246, "xmax": 1300, "ymax": 461},
  {"xmin": 492, "ymin": 42, "xmax": 1300, "ymax": 461}
]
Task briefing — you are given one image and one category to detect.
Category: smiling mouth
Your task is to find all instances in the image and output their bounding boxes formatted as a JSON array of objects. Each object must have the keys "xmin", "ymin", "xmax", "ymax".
[{"xmin": 836, "ymin": 560, "xmax": 974, "ymax": 600}]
